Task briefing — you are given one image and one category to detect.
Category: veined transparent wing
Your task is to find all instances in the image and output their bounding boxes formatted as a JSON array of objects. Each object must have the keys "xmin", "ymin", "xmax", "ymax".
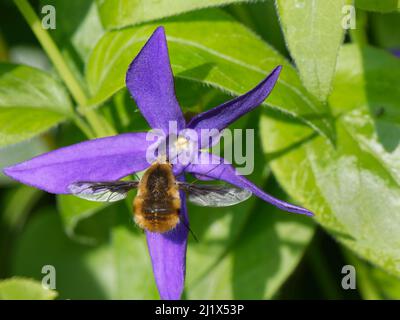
[
  {"xmin": 179, "ymin": 182, "xmax": 252, "ymax": 207},
  {"xmin": 68, "ymin": 180, "xmax": 139, "ymax": 202}
]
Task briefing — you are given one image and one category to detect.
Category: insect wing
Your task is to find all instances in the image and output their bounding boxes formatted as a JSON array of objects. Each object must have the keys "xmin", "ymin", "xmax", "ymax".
[
  {"xmin": 68, "ymin": 181, "xmax": 139, "ymax": 202},
  {"xmin": 180, "ymin": 183, "xmax": 252, "ymax": 207}
]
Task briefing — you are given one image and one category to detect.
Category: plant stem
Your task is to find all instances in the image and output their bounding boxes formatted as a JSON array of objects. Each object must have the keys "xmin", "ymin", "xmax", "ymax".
[
  {"xmin": 71, "ymin": 114, "xmax": 95, "ymax": 139},
  {"xmin": 13, "ymin": 0, "xmax": 113, "ymax": 137}
]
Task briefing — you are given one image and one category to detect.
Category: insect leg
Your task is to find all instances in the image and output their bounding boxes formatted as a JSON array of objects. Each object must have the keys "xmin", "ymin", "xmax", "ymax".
[{"xmin": 180, "ymin": 218, "xmax": 198, "ymax": 242}]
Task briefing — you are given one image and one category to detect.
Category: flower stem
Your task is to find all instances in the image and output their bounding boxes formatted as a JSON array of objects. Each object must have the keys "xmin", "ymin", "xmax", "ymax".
[
  {"xmin": 71, "ymin": 114, "xmax": 96, "ymax": 139},
  {"xmin": 13, "ymin": 0, "xmax": 114, "ymax": 138}
]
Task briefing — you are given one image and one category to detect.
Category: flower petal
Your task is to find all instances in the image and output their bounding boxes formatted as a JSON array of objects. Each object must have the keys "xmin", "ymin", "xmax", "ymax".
[
  {"xmin": 3, "ymin": 133, "xmax": 151, "ymax": 194},
  {"xmin": 187, "ymin": 66, "xmax": 282, "ymax": 147},
  {"xmin": 126, "ymin": 26, "xmax": 185, "ymax": 133},
  {"xmin": 186, "ymin": 152, "xmax": 313, "ymax": 216},
  {"xmin": 146, "ymin": 176, "xmax": 188, "ymax": 300}
]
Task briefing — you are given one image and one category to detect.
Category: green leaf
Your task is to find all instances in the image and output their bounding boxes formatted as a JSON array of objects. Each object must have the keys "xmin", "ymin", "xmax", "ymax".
[
  {"xmin": 110, "ymin": 224, "xmax": 158, "ymax": 299},
  {"xmin": 97, "ymin": 0, "xmax": 264, "ymax": 29},
  {"xmin": 356, "ymin": 0, "xmax": 399, "ymax": 12},
  {"xmin": 1, "ymin": 185, "xmax": 41, "ymax": 239},
  {"xmin": 0, "ymin": 277, "xmax": 57, "ymax": 300},
  {"xmin": 276, "ymin": 0, "xmax": 349, "ymax": 102},
  {"xmin": 0, "ymin": 185, "xmax": 41, "ymax": 275},
  {"xmin": 71, "ymin": 2, "xmax": 105, "ymax": 62},
  {"xmin": 39, "ymin": 0, "xmax": 105, "ymax": 63},
  {"xmin": 370, "ymin": 12, "xmax": 400, "ymax": 49},
  {"xmin": 12, "ymin": 209, "xmax": 158, "ymax": 299},
  {"xmin": 0, "ymin": 64, "xmax": 71, "ymax": 112},
  {"xmin": 0, "ymin": 137, "xmax": 49, "ymax": 185},
  {"xmin": 368, "ymin": 267, "xmax": 400, "ymax": 299},
  {"xmin": 8, "ymin": 45, "xmax": 50, "ymax": 71},
  {"xmin": 260, "ymin": 44, "xmax": 400, "ymax": 277},
  {"xmin": 37, "ymin": 0, "xmax": 105, "ymax": 95},
  {"xmin": 57, "ymin": 192, "xmax": 142, "ymax": 246},
  {"xmin": 0, "ymin": 63, "xmax": 71, "ymax": 147},
  {"xmin": 57, "ymin": 195, "xmax": 112, "ymax": 245},
  {"xmin": 186, "ymin": 182, "xmax": 315, "ymax": 299},
  {"xmin": 86, "ymin": 9, "xmax": 334, "ymax": 141},
  {"xmin": 0, "ymin": 108, "xmax": 66, "ymax": 148},
  {"xmin": 227, "ymin": 1, "xmax": 289, "ymax": 56},
  {"xmin": 12, "ymin": 210, "xmax": 115, "ymax": 299},
  {"xmin": 344, "ymin": 249, "xmax": 400, "ymax": 299}
]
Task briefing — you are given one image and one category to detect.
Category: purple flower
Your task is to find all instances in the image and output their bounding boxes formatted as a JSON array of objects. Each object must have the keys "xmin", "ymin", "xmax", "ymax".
[{"xmin": 3, "ymin": 27, "xmax": 313, "ymax": 300}]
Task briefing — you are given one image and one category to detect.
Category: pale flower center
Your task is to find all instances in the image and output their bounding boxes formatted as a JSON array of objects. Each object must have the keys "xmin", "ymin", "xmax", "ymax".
[{"xmin": 174, "ymin": 136, "xmax": 190, "ymax": 151}]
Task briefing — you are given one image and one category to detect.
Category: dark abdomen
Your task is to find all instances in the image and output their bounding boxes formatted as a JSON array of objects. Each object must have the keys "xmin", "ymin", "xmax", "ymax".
[{"xmin": 133, "ymin": 162, "xmax": 180, "ymax": 233}]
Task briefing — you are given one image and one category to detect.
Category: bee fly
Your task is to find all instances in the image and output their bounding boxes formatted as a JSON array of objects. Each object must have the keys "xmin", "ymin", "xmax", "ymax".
[{"xmin": 68, "ymin": 161, "xmax": 251, "ymax": 234}]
